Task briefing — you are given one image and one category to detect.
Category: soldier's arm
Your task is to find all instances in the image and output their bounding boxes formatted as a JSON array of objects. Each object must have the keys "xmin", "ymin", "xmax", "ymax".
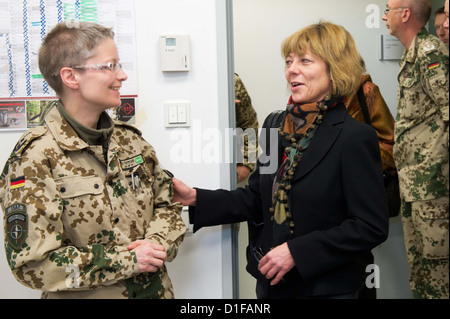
[
  {"xmin": 422, "ymin": 48, "xmax": 449, "ymax": 124},
  {"xmin": 1, "ymin": 139, "xmax": 140, "ymax": 292},
  {"xmin": 141, "ymin": 146, "xmax": 186, "ymax": 262},
  {"xmin": 235, "ymin": 74, "xmax": 259, "ymax": 172}
]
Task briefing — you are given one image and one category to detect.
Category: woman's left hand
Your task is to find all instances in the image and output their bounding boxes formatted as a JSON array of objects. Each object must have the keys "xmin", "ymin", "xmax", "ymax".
[
  {"xmin": 173, "ymin": 178, "xmax": 197, "ymax": 206},
  {"xmin": 258, "ymin": 242, "xmax": 295, "ymax": 286}
]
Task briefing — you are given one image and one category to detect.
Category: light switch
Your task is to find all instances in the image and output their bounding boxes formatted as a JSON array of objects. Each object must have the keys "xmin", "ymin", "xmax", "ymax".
[
  {"xmin": 168, "ymin": 105, "xmax": 178, "ymax": 124},
  {"xmin": 164, "ymin": 102, "xmax": 190, "ymax": 127},
  {"xmin": 177, "ymin": 104, "xmax": 187, "ymax": 123}
]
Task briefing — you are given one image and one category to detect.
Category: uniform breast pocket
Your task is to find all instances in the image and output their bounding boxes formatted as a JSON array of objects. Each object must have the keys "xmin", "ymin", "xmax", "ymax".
[
  {"xmin": 55, "ymin": 175, "xmax": 105, "ymax": 216},
  {"xmin": 126, "ymin": 165, "xmax": 154, "ymax": 199},
  {"xmin": 429, "ymin": 73, "xmax": 446, "ymax": 89},
  {"xmin": 399, "ymin": 73, "xmax": 422, "ymax": 120},
  {"xmin": 124, "ymin": 165, "xmax": 154, "ymax": 227},
  {"xmin": 55, "ymin": 175, "xmax": 106, "ymax": 238},
  {"xmin": 56, "ymin": 175, "xmax": 104, "ymax": 199}
]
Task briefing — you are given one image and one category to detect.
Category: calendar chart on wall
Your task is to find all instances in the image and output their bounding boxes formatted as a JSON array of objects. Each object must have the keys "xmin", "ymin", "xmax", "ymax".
[{"xmin": 0, "ymin": 0, "xmax": 137, "ymax": 130}]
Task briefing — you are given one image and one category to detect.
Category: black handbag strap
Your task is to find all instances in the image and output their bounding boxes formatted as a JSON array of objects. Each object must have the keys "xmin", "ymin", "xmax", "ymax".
[
  {"xmin": 263, "ymin": 110, "xmax": 284, "ymax": 130},
  {"xmin": 357, "ymin": 87, "xmax": 371, "ymax": 125},
  {"xmin": 260, "ymin": 110, "xmax": 284, "ymax": 152},
  {"xmin": 248, "ymin": 110, "xmax": 284, "ymax": 238}
]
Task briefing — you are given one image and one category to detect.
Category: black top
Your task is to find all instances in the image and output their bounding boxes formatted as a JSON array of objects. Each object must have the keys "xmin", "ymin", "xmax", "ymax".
[{"xmin": 189, "ymin": 102, "xmax": 389, "ymax": 298}]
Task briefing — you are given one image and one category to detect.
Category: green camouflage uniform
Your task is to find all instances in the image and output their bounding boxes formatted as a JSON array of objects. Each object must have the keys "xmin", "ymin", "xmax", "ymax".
[
  {"xmin": 0, "ymin": 102, "xmax": 186, "ymax": 299},
  {"xmin": 394, "ymin": 27, "xmax": 449, "ymax": 299},
  {"xmin": 235, "ymin": 74, "xmax": 259, "ymax": 173}
]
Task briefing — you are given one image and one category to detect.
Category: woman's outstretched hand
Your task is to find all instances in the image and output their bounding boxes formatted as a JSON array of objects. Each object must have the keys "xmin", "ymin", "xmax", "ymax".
[{"xmin": 173, "ymin": 177, "xmax": 197, "ymax": 206}]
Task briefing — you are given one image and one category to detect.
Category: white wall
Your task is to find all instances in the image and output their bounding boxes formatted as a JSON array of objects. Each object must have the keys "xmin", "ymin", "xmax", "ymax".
[
  {"xmin": 0, "ymin": 0, "xmax": 232, "ymax": 299},
  {"xmin": 135, "ymin": 0, "xmax": 233, "ymax": 299},
  {"xmin": 233, "ymin": 0, "xmax": 413, "ymax": 299}
]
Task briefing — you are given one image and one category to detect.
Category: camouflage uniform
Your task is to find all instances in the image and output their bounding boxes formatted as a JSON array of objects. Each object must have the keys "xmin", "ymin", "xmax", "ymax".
[
  {"xmin": 0, "ymin": 102, "xmax": 186, "ymax": 299},
  {"xmin": 235, "ymin": 74, "xmax": 259, "ymax": 173},
  {"xmin": 394, "ymin": 28, "xmax": 449, "ymax": 299}
]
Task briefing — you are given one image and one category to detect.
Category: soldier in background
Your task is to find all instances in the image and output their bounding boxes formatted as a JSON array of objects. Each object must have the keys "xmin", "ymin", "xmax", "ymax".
[
  {"xmin": 383, "ymin": 0, "xmax": 449, "ymax": 299},
  {"xmin": 0, "ymin": 22, "xmax": 185, "ymax": 299},
  {"xmin": 434, "ymin": 7, "xmax": 449, "ymax": 45},
  {"xmin": 234, "ymin": 73, "xmax": 259, "ymax": 184},
  {"xmin": 445, "ymin": 0, "xmax": 450, "ymax": 30}
]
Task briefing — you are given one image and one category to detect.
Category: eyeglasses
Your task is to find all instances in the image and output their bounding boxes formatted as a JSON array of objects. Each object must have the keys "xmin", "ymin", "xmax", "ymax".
[
  {"xmin": 70, "ymin": 62, "xmax": 123, "ymax": 72},
  {"xmin": 384, "ymin": 7, "xmax": 408, "ymax": 15}
]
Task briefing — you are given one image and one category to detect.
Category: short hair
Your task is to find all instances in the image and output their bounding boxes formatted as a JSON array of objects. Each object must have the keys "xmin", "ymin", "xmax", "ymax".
[
  {"xmin": 38, "ymin": 22, "xmax": 114, "ymax": 96},
  {"xmin": 281, "ymin": 21, "xmax": 364, "ymax": 98},
  {"xmin": 435, "ymin": 6, "xmax": 445, "ymax": 16},
  {"xmin": 406, "ymin": 0, "xmax": 432, "ymax": 26}
]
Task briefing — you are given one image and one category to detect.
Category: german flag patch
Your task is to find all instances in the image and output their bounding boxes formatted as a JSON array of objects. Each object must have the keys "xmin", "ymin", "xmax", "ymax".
[
  {"xmin": 428, "ymin": 62, "xmax": 440, "ymax": 70},
  {"xmin": 10, "ymin": 176, "xmax": 25, "ymax": 190}
]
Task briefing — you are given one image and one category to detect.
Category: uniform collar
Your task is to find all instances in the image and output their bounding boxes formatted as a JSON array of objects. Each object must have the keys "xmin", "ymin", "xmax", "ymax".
[
  {"xmin": 55, "ymin": 101, "xmax": 114, "ymax": 147},
  {"xmin": 401, "ymin": 27, "xmax": 429, "ymax": 65},
  {"xmin": 44, "ymin": 101, "xmax": 90, "ymax": 151}
]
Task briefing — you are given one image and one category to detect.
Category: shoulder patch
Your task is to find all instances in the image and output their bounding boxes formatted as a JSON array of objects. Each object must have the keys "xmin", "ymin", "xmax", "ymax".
[
  {"xmin": 5, "ymin": 203, "xmax": 28, "ymax": 252},
  {"xmin": 12, "ymin": 126, "xmax": 48, "ymax": 157},
  {"xmin": 10, "ymin": 176, "xmax": 25, "ymax": 190},
  {"xmin": 428, "ymin": 62, "xmax": 440, "ymax": 70},
  {"xmin": 423, "ymin": 41, "xmax": 436, "ymax": 52}
]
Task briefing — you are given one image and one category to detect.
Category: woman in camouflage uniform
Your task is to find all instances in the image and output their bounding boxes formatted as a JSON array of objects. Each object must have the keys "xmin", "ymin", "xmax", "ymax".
[{"xmin": 0, "ymin": 22, "xmax": 185, "ymax": 299}]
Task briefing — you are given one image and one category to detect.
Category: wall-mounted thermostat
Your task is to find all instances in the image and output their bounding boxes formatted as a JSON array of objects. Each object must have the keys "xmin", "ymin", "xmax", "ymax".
[{"xmin": 160, "ymin": 34, "xmax": 191, "ymax": 72}]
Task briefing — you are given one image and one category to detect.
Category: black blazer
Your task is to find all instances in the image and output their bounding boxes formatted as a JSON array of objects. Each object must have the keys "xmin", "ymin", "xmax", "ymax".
[{"xmin": 190, "ymin": 102, "xmax": 389, "ymax": 298}]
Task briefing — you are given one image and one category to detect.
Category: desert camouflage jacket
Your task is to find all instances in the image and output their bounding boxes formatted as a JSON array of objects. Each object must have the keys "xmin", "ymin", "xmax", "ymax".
[
  {"xmin": 0, "ymin": 103, "xmax": 185, "ymax": 298},
  {"xmin": 394, "ymin": 27, "xmax": 449, "ymax": 202}
]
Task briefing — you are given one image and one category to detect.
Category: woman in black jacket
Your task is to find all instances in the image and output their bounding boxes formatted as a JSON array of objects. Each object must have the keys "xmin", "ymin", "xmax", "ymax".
[{"xmin": 174, "ymin": 21, "xmax": 389, "ymax": 299}]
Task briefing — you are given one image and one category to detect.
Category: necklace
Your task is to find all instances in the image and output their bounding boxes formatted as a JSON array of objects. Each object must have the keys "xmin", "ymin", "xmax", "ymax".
[{"xmin": 270, "ymin": 100, "xmax": 329, "ymax": 245}]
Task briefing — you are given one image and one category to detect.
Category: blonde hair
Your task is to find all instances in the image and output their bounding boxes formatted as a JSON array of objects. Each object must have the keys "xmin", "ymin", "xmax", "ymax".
[
  {"xmin": 281, "ymin": 21, "xmax": 364, "ymax": 98},
  {"xmin": 38, "ymin": 22, "xmax": 114, "ymax": 96}
]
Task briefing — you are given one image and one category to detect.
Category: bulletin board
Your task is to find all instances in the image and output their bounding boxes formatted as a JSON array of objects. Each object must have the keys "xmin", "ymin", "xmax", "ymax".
[{"xmin": 0, "ymin": 0, "xmax": 137, "ymax": 131}]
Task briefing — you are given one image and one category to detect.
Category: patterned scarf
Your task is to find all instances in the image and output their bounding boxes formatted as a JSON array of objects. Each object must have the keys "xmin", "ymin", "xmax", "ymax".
[{"xmin": 271, "ymin": 95, "xmax": 340, "ymax": 246}]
